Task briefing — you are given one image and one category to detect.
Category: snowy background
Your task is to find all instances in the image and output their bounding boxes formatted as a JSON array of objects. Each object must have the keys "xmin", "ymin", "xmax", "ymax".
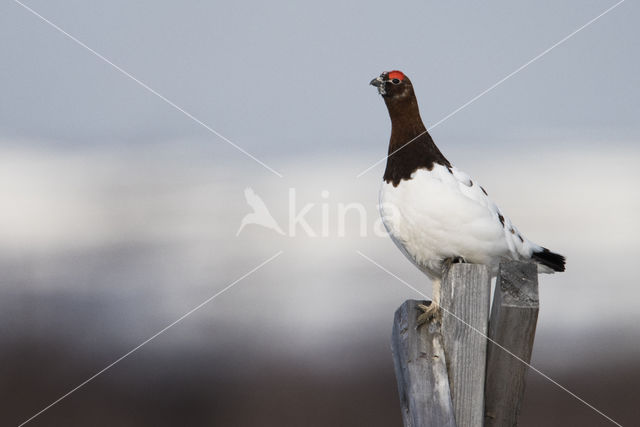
[{"xmin": 1, "ymin": 1, "xmax": 638, "ymax": 426}]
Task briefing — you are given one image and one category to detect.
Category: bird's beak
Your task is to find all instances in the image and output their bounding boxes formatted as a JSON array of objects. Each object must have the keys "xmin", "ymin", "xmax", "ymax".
[
  {"xmin": 369, "ymin": 76, "xmax": 383, "ymax": 87},
  {"xmin": 370, "ymin": 75, "xmax": 387, "ymax": 95}
]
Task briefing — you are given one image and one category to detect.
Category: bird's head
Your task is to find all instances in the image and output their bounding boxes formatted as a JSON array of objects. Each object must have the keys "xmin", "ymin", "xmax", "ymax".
[{"xmin": 370, "ymin": 70, "xmax": 414, "ymax": 100}]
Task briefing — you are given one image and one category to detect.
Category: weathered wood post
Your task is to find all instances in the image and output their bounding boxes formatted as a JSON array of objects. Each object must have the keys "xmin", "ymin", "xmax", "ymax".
[
  {"xmin": 440, "ymin": 264, "xmax": 492, "ymax": 427},
  {"xmin": 391, "ymin": 300, "xmax": 457, "ymax": 427},
  {"xmin": 391, "ymin": 264, "xmax": 491, "ymax": 427},
  {"xmin": 391, "ymin": 261, "xmax": 539, "ymax": 426},
  {"xmin": 484, "ymin": 261, "xmax": 539, "ymax": 426}
]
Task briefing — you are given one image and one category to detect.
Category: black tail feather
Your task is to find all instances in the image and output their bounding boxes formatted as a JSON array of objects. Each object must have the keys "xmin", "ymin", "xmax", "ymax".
[{"xmin": 532, "ymin": 248, "xmax": 566, "ymax": 272}]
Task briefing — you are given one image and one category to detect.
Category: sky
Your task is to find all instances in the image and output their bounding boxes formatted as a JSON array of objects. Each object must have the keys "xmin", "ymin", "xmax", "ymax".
[
  {"xmin": 1, "ymin": 1, "xmax": 638, "ymax": 158},
  {"xmin": 1, "ymin": 1, "xmax": 639, "ymax": 426}
]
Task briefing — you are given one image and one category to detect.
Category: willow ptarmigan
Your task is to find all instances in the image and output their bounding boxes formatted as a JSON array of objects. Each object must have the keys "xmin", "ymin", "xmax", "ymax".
[{"xmin": 370, "ymin": 70, "xmax": 565, "ymax": 323}]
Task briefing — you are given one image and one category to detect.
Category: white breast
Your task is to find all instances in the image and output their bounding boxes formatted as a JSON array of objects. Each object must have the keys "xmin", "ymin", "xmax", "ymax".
[{"xmin": 379, "ymin": 164, "xmax": 539, "ymax": 279}]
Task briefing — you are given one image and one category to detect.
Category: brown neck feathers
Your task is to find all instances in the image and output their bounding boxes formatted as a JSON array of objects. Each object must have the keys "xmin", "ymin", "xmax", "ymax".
[{"xmin": 382, "ymin": 89, "xmax": 451, "ymax": 186}]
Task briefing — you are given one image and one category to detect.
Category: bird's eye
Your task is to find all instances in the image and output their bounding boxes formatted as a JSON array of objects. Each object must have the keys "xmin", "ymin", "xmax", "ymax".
[{"xmin": 391, "ymin": 78, "xmax": 401, "ymax": 85}]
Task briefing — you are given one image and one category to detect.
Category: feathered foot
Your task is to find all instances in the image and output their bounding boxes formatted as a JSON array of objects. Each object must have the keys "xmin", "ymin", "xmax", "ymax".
[
  {"xmin": 417, "ymin": 301, "xmax": 441, "ymax": 326},
  {"xmin": 416, "ymin": 272, "xmax": 447, "ymax": 327}
]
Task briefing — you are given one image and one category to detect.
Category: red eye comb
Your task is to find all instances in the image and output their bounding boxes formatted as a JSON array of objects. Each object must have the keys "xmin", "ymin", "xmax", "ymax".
[{"xmin": 388, "ymin": 70, "xmax": 405, "ymax": 81}]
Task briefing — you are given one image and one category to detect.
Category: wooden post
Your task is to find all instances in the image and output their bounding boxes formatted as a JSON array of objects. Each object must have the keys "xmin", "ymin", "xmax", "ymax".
[
  {"xmin": 484, "ymin": 261, "xmax": 539, "ymax": 426},
  {"xmin": 440, "ymin": 264, "xmax": 492, "ymax": 427},
  {"xmin": 391, "ymin": 300, "xmax": 457, "ymax": 427}
]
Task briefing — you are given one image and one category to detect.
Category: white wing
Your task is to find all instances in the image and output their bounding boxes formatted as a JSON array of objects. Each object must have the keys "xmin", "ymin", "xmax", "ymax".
[
  {"xmin": 380, "ymin": 164, "xmax": 541, "ymax": 276},
  {"xmin": 450, "ymin": 165, "xmax": 540, "ymax": 259}
]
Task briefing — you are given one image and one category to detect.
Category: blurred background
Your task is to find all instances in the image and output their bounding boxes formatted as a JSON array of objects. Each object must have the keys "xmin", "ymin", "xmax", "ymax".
[{"xmin": 1, "ymin": 1, "xmax": 638, "ymax": 426}]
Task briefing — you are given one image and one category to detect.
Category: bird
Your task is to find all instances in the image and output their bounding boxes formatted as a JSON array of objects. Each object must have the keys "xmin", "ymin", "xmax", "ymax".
[
  {"xmin": 236, "ymin": 187, "xmax": 285, "ymax": 236},
  {"xmin": 370, "ymin": 70, "xmax": 565, "ymax": 324}
]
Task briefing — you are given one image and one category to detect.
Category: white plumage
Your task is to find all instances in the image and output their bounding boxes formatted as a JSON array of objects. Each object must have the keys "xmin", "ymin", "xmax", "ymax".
[{"xmin": 379, "ymin": 163, "xmax": 551, "ymax": 280}]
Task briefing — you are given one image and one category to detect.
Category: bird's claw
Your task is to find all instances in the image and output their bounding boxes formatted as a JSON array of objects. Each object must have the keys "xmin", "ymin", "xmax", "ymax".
[{"xmin": 417, "ymin": 301, "xmax": 441, "ymax": 327}]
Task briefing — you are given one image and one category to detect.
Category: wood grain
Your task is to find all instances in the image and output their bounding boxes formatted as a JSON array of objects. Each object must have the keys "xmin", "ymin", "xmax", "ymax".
[
  {"xmin": 484, "ymin": 261, "xmax": 539, "ymax": 427},
  {"xmin": 441, "ymin": 264, "xmax": 491, "ymax": 427},
  {"xmin": 391, "ymin": 300, "xmax": 457, "ymax": 427}
]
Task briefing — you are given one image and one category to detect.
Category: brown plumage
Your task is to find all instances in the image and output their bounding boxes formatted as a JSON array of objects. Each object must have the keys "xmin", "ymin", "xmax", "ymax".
[{"xmin": 370, "ymin": 71, "xmax": 451, "ymax": 187}]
